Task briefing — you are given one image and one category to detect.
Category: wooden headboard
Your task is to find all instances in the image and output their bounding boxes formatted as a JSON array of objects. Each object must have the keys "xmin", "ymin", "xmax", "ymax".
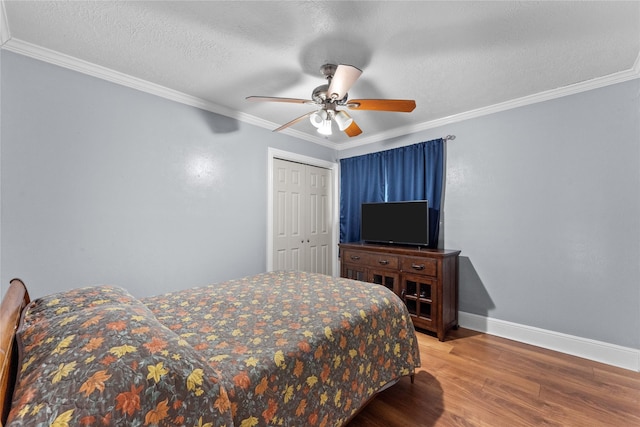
[{"xmin": 0, "ymin": 279, "xmax": 30, "ymax": 427}]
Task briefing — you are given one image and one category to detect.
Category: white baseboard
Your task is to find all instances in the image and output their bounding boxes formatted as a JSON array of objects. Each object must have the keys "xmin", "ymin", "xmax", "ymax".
[{"xmin": 459, "ymin": 311, "xmax": 640, "ymax": 372}]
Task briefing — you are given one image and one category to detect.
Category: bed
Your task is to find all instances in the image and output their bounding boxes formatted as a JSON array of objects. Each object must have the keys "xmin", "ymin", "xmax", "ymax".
[{"xmin": 0, "ymin": 270, "xmax": 420, "ymax": 427}]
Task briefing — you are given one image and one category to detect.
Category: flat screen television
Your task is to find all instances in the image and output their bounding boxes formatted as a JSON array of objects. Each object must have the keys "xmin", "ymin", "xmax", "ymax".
[{"xmin": 360, "ymin": 200, "xmax": 429, "ymax": 246}]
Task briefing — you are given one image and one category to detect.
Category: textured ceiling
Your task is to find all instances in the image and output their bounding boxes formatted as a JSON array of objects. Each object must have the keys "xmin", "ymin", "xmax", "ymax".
[{"xmin": 2, "ymin": 1, "xmax": 639, "ymax": 148}]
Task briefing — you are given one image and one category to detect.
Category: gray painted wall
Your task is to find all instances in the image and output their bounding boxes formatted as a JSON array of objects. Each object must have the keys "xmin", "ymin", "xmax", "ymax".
[
  {"xmin": 0, "ymin": 51, "xmax": 336, "ymax": 298},
  {"xmin": 2, "ymin": 50, "xmax": 639, "ymax": 350},
  {"xmin": 340, "ymin": 79, "xmax": 640, "ymax": 349}
]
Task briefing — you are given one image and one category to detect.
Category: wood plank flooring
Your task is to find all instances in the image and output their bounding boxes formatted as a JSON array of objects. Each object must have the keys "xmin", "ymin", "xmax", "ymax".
[{"xmin": 348, "ymin": 328, "xmax": 640, "ymax": 426}]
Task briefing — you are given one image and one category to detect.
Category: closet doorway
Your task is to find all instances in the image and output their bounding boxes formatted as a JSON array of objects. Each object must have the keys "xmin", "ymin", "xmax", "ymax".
[{"xmin": 267, "ymin": 149, "xmax": 338, "ymax": 276}]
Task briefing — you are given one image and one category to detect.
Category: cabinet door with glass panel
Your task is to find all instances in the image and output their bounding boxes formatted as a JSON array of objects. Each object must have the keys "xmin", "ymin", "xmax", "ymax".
[
  {"xmin": 401, "ymin": 273, "xmax": 438, "ymax": 331},
  {"xmin": 368, "ymin": 269, "xmax": 400, "ymax": 295}
]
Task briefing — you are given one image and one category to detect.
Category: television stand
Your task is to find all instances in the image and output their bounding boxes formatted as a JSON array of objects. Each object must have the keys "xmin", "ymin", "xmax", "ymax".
[{"xmin": 339, "ymin": 243, "xmax": 460, "ymax": 341}]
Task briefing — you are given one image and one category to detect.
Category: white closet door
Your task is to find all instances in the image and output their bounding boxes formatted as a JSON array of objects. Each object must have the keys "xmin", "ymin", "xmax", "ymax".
[
  {"xmin": 306, "ymin": 165, "xmax": 331, "ymax": 274},
  {"xmin": 273, "ymin": 159, "xmax": 305, "ymax": 271},
  {"xmin": 272, "ymin": 158, "xmax": 332, "ymax": 273}
]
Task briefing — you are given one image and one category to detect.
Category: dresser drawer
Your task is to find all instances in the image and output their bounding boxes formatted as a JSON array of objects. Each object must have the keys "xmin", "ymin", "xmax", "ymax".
[
  {"xmin": 368, "ymin": 253, "xmax": 399, "ymax": 269},
  {"xmin": 401, "ymin": 256, "xmax": 438, "ymax": 277},
  {"xmin": 342, "ymin": 250, "xmax": 399, "ymax": 269}
]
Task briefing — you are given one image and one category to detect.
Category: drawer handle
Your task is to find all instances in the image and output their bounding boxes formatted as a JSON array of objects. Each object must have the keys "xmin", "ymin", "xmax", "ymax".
[
  {"xmin": 378, "ymin": 260, "xmax": 389, "ymax": 265},
  {"xmin": 350, "ymin": 255, "xmax": 361, "ymax": 261},
  {"xmin": 401, "ymin": 289, "xmax": 406, "ymax": 299},
  {"xmin": 411, "ymin": 264, "xmax": 425, "ymax": 270}
]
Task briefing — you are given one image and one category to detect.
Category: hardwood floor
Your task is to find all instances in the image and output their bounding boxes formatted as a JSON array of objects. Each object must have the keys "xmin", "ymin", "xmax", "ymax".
[{"xmin": 348, "ymin": 328, "xmax": 640, "ymax": 426}]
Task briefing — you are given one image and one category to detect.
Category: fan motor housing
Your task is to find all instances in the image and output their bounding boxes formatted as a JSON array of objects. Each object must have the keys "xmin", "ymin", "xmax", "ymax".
[
  {"xmin": 311, "ymin": 84, "xmax": 348, "ymax": 105},
  {"xmin": 311, "ymin": 84, "xmax": 330, "ymax": 103}
]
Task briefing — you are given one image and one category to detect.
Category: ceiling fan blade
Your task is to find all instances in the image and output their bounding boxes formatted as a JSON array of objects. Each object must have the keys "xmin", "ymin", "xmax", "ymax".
[
  {"xmin": 273, "ymin": 111, "xmax": 316, "ymax": 132},
  {"xmin": 347, "ymin": 99, "xmax": 416, "ymax": 112},
  {"xmin": 343, "ymin": 120, "xmax": 363, "ymax": 137},
  {"xmin": 246, "ymin": 96, "xmax": 314, "ymax": 104},
  {"xmin": 328, "ymin": 64, "xmax": 362, "ymax": 101}
]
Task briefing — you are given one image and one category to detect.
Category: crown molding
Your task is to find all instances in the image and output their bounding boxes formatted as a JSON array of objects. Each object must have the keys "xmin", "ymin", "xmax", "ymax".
[
  {"xmin": 337, "ymin": 59, "xmax": 640, "ymax": 151},
  {"xmin": 3, "ymin": 38, "xmax": 243, "ymax": 117},
  {"xmin": 2, "ymin": 37, "xmax": 639, "ymax": 152},
  {"xmin": 0, "ymin": 1, "xmax": 10, "ymax": 47},
  {"xmin": 2, "ymin": 37, "xmax": 339, "ymax": 149}
]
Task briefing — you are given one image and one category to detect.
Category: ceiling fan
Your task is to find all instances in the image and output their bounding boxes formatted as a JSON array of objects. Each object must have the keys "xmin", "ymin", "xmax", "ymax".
[{"xmin": 246, "ymin": 64, "xmax": 416, "ymax": 137}]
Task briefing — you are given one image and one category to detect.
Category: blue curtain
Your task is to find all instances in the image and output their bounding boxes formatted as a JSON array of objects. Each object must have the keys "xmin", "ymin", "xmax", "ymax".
[
  {"xmin": 339, "ymin": 152, "xmax": 385, "ymax": 243},
  {"xmin": 340, "ymin": 138, "xmax": 444, "ymax": 247},
  {"xmin": 384, "ymin": 140, "xmax": 444, "ymax": 247}
]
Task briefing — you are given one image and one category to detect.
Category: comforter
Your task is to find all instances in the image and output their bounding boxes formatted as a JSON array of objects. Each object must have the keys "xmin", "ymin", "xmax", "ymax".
[{"xmin": 7, "ymin": 271, "xmax": 420, "ymax": 427}]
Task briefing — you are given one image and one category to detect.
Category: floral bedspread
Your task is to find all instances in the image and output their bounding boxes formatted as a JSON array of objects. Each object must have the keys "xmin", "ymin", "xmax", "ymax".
[
  {"xmin": 142, "ymin": 271, "xmax": 420, "ymax": 427},
  {"xmin": 6, "ymin": 271, "xmax": 419, "ymax": 427}
]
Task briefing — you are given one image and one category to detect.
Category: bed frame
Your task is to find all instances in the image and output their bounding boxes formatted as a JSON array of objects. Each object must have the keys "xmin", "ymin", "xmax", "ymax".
[{"xmin": 0, "ymin": 279, "xmax": 30, "ymax": 427}]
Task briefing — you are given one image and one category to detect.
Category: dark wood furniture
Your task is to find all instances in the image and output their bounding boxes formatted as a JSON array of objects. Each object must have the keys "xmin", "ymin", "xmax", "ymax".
[
  {"xmin": 0, "ymin": 279, "xmax": 30, "ymax": 425},
  {"xmin": 339, "ymin": 243, "xmax": 460, "ymax": 341}
]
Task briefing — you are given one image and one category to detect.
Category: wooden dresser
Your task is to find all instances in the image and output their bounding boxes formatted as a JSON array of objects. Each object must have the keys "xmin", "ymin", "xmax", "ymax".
[{"xmin": 339, "ymin": 243, "xmax": 461, "ymax": 341}]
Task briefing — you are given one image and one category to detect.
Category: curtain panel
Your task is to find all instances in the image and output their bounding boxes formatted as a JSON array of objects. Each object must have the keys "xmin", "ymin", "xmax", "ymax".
[
  {"xmin": 339, "ymin": 138, "xmax": 444, "ymax": 247},
  {"xmin": 339, "ymin": 152, "xmax": 386, "ymax": 243}
]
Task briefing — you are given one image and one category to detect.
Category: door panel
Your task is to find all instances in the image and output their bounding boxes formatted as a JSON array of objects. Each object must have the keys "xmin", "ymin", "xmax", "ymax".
[
  {"xmin": 273, "ymin": 159, "xmax": 305, "ymax": 271},
  {"xmin": 306, "ymin": 165, "xmax": 331, "ymax": 274}
]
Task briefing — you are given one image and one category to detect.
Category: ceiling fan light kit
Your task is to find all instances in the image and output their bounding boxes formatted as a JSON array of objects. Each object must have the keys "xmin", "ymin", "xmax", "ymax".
[
  {"xmin": 317, "ymin": 119, "xmax": 333, "ymax": 136},
  {"xmin": 246, "ymin": 63, "xmax": 416, "ymax": 138},
  {"xmin": 310, "ymin": 109, "xmax": 333, "ymax": 136},
  {"xmin": 334, "ymin": 110, "xmax": 353, "ymax": 131},
  {"xmin": 309, "ymin": 109, "xmax": 328, "ymax": 127}
]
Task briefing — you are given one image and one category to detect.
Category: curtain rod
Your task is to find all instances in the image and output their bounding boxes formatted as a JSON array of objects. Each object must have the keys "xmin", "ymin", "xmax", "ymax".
[{"xmin": 444, "ymin": 135, "xmax": 456, "ymax": 141}]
